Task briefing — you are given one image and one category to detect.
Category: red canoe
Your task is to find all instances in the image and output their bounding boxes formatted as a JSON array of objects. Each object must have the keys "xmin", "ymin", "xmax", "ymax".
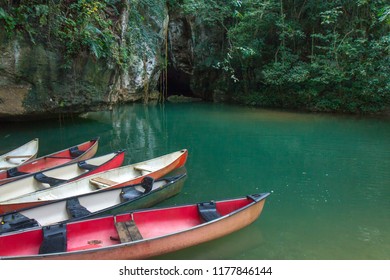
[
  {"xmin": 0, "ymin": 138, "xmax": 99, "ymax": 185},
  {"xmin": 0, "ymin": 193, "xmax": 270, "ymax": 260},
  {"xmin": 0, "ymin": 150, "xmax": 125, "ymax": 203}
]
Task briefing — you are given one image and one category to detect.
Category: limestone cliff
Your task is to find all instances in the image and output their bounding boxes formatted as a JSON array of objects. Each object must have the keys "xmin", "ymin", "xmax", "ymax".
[
  {"xmin": 167, "ymin": 10, "xmax": 226, "ymax": 101},
  {"xmin": 0, "ymin": 2, "xmax": 225, "ymax": 121},
  {"xmin": 0, "ymin": 2, "xmax": 169, "ymax": 121}
]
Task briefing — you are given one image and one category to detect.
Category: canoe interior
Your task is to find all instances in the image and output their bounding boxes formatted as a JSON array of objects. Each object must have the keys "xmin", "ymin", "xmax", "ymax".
[
  {"xmin": 0, "ymin": 139, "xmax": 39, "ymax": 170},
  {"xmin": 0, "ymin": 139, "xmax": 98, "ymax": 185},
  {"xmin": 0, "ymin": 151, "xmax": 124, "ymax": 203},
  {"xmin": 15, "ymin": 179, "xmax": 170, "ymax": 226},
  {"xmin": 44, "ymin": 151, "xmax": 124, "ymax": 180},
  {"xmin": 17, "ymin": 139, "xmax": 97, "ymax": 174},
  {"xmin": 0, "ymin": 196, "xmax": 252, "ymax": 258}
]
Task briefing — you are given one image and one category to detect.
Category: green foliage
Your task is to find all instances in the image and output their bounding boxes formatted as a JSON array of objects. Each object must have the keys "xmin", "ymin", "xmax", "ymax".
[
  {"xmin": 1, "ymin": 0, "xmax": 389, "ymax": 113},
  {"xmin": 0, "ymin": 8, "xmax": 16, "ymax": 33},
  {"xmin": 125, "ymin": 0, "xmax": 166, "ymax": 58},
  {"xmin": 54, "ymin": 0, "xmax": 117, "ymax": 66},
  {"xmin": 0, "ymin": 1, "xmax": 119, "ymax": 67},
  {"xmin": 0, "ymin": 3, "xmax": 49, "ymax": 43},
  {"xmin": 184, "ymin": 0, "xmax": 390, "ymax": 113},
  {"xmin": 0, "ymin": 0, "xmax": 165, "ymax": 69},
  {"xmin": 378, "ymin": 5, "xmax": 390, "ymax": 24}
]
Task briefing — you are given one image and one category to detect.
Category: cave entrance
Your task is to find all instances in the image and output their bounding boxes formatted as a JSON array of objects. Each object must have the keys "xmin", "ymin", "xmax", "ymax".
[{"xmin": 161, "ymin": 66, "xmax": 193, "ymax": 98}]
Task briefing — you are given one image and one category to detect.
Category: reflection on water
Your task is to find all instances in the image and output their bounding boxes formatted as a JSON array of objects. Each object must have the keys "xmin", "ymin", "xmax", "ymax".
[
  {"xmin": 1, "ymin": 102, "xmax": 389, "ymax": 259},
  {"xmin": 81, "ymin": 104, "xmax": 170, "ymax": 164}
]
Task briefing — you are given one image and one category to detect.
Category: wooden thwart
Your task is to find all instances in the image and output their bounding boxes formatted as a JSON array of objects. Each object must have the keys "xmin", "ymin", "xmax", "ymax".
[
  {"xmin": 38, "ymin": 193, "xmax": 58, "ymax": 200},
  {"xmin": 133, "ymin": 165, "xmax": 153, "ymax": 173},
  {"xmin": 114, "ymin": 220, "xmax": 143, "ymax": 243},
  {"xmin": 5, "ymin": 155, "xmax": 32, "ymax": 160},
  {"xmin": 90, "ymin": 177, "xmax": 118, "ymax": 189}
]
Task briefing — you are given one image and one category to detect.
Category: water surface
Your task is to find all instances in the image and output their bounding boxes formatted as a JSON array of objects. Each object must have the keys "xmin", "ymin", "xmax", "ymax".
[{"xmin": 1, "ymin": 102, "xmax": 389, "ymax": 259}]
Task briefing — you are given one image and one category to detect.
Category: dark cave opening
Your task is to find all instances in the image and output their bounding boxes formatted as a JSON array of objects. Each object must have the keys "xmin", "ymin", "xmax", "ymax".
[
  {"xmin": 161, "ymin": 66, "xmax": 194, "ymax": 97},
  {"xmin": 167, "ymin": 68, "xmax": 193, "ymax": 96}
]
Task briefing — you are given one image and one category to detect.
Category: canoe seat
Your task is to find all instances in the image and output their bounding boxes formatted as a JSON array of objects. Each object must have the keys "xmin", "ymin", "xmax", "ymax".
[
  {"xmin": 90, "ymin": 177, "xmax": 118, "ymax": 189},
  {"xmin": 66, "ymin": 197, "xmax": 91, "ymax": 219},
  {"xmin": 69, "ymin": 146, "xmax": 85, "ymax": 158},
  {"xmin": 39, "ymin": 224, "xmax": 67, "ymax": 254},
  {"xmin": 134, "ymin": 165, "xmax": 153, "ymax": 173},
  {"xmin": 141, "ymin": 176, "xmax": 154, "ymax": 193},
  {"xmin": 120, "ymin": 176, "xmax": 154, "ymax": 202},
  {"xmin": 120, "ymin": 188, "xmax": 143, "ymax": 202},
  {"xmin": 77, "ymin": 160, "xmax": 97, "ymax": 171},
  {"xmin": 0, "ymin": 212, "xmax": 39, "ymax": 234},
  {"xmin": 6, "ymin": 167, "xmax": 28, "ymax": 178},
  {"xmin": 34, "ymin": 173, "xmax": 67, "ymax": 187},
  {"xmin": 197, "ymin": 201, "xmax": 222, "ymax": 222},
  {"xmin": 114, "ymin": 220, "xmax": 143, "ymax": 243}
]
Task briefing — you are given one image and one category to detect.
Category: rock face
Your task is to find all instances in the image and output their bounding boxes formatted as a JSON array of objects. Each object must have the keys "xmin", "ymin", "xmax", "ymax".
[
  {"xmin": 0, "ymin": 39, "xmax": 32, "ymax": 119},
  {"xmin": 167, "ymin": 11, "xmax": 226, "ymax": 101},
  {"xmin": 0, "ymin": 35, "xmax": 117, "ymax": 120},
  {"xmin": 0, "ymin": 4, "xmax": 226, "ymax": 121},
  {"xmin": 0, "ymin": 3, "xmax": 169, "ymax": 121},
  {"xmin": 168, "ymin": 15, "xmax": 194, "ymax": 76}
]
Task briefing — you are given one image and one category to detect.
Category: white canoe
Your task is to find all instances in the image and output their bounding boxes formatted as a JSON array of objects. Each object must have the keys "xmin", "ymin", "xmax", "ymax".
[
  {"xmin": 0, "ymin": 173, "xmax": 187, "ymax": 234},
  {"xmin": 0, "ymin": 149, "xmax": 188, "ymax": 214},
  {"xmin": 0, "ymin": 139, "xmax": 39, "ymax": 171}
]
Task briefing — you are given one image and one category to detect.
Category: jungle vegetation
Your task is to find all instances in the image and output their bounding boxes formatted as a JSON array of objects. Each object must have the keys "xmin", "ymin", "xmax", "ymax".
[
  {"xmin": 1, "ymin": 0, "xmax": 389, "ymax": 113},
  {"xmin": 179, "ymin": 0, "xmax": 390, "ymax": 113}
]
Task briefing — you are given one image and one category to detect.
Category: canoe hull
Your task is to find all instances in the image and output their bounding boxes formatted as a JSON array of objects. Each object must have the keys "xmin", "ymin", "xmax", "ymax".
[{"xmin": 0, "ymin": 193, "xmax": 269, "ymax": 260}]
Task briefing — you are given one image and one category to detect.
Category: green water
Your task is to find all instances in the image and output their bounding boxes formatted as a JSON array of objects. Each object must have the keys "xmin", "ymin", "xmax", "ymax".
[{"xmin": 1, "ymin": 102, "xmax": 389, "ymax": 260}]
